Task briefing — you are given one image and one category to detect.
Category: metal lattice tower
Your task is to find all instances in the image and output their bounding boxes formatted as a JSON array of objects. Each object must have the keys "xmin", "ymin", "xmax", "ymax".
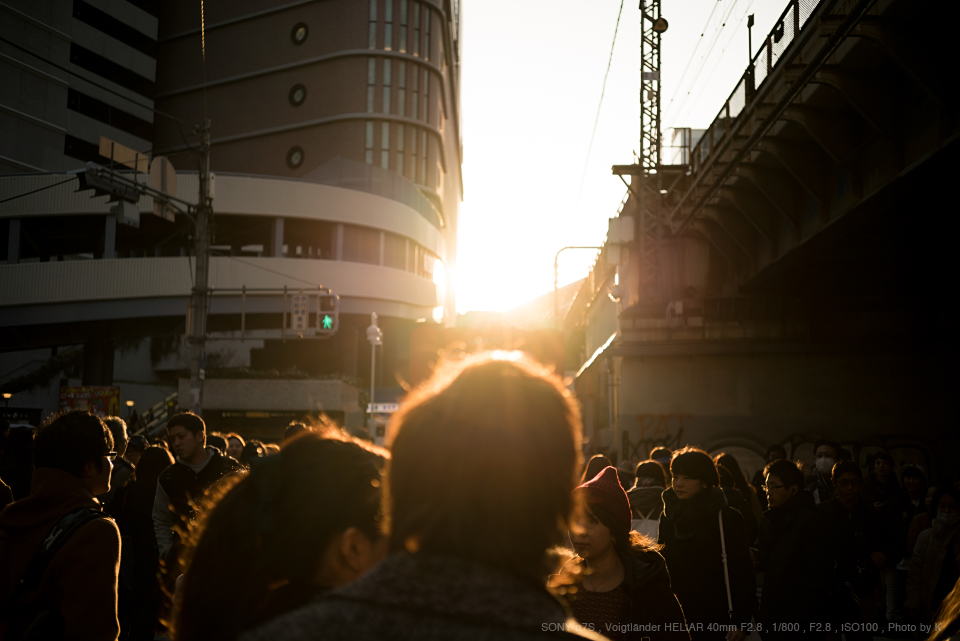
[{"xmin": 638, "ymin": 0, "xmax": 663, "ymax": 306}]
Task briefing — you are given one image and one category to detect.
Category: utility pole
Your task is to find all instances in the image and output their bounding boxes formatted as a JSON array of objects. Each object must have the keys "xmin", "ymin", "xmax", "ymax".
[
  {"xmin": 638, "ymin": 0, "xmax": 666, "ymax": 308},
  {"xmin": 187, "ymin": 119, "xmax": 212, "ymax": 415}
]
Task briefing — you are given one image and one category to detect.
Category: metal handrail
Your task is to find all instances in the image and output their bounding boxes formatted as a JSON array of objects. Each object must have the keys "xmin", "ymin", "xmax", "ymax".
[{"xmin": 686, "ymin": 0, "xmax": 823, "ymax": 180}]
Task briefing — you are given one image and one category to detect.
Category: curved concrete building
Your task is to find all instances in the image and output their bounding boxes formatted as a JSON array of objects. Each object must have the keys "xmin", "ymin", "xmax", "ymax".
[{"xmin": 0, "ymin": 0, "xmax": 462, "ymax": 432}]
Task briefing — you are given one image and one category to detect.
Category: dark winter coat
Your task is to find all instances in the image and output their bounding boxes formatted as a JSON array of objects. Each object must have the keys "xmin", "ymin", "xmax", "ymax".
[
  {"xmin": 817, "ymin": 497, "xmax": 884, "ymax": 613},
  {"xmin": 754, "ymin": 491, "xmax": 830, "ymax": 628},
  {"xmin": 805, "ymin": 473, "xmax": 835, "ymax": 506},
  {"xmin": 883, "ymin": 492, "xmax": 926, "ymax": 565},
  {"xmin": 562, "ymin": 541, "xmax": 691, "ymax": 641},
  {"xmin": 659, "ymin": 488, "xmax": 757, "ymax": 640},
  {"xmin": 0, "ymin": 468, "xmax": 121, "ymax": 641},
  {"xmin": 238, "ymin": 553, "xmax": 607, "ymax": 641},
  {"xmin": 152, "ymin": 449, "xmax": 241, "ymax": 558},
  {"xmin": 860, "ymin": 474, "xmax": 901, "ymax": 510}
]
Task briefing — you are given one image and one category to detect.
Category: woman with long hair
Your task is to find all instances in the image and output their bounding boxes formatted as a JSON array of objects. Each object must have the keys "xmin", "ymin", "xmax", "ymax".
[
  {"xmin": 173, "ymin": 429, "xmax": 388, "ymax": 641},
  {"xmin": 561, "ymin": 466, "xmax": 689, "ymax": 641},
  {"xmin": 714, "ymin": 453, "xmax": 763, "ymax": 528},
  {"xmin": 659, "ymin": 447, "xmax": 756, "ymax": 641},
  {"xmin": 117, "ymin": 445, "xmax": 175, "ymax": 640}
]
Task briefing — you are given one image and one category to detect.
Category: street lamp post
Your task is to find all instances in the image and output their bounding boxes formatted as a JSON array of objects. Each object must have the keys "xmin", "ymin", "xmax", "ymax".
[
  {"xmin": 125, "ymin": 399, "xmax": 134, "ymax": 419},
  {"xmin": 365, "ymin": 313, "xmax": 383, "ymax": 442},
  {"xmin": 2, "ymin": 393, "xmax": 10, "ymax": 408}
]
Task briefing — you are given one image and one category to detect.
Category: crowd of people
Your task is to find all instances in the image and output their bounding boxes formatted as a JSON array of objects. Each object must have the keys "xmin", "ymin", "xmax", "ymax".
[{"xmin": 0, "ymin": 352, "xmax": 958, "ymax": 641}]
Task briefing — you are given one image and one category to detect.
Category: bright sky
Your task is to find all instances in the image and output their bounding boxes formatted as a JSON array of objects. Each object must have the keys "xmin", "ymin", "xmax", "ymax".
[{"xmin": 454, "ymin": 0, "xmax": 789, "ymax": 313}]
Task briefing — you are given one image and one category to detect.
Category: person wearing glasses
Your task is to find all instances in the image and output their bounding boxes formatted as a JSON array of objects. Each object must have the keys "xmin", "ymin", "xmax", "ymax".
[
  {"xmin": 0, "ymin": 409, "xmax": 122, "ymax": 641},
  {"xmin": 753, "ymin": 459, "xmax": 830, "ymax": 640},
  {"xmin": 817, "ymin": 460, "xmax": 887, "ymax": 640}
]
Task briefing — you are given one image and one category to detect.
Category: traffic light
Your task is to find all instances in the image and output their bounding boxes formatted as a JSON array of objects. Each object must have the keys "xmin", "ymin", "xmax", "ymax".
[
  {"xmin": 75, "ymin": 162, "xmax": 141, "ymax": 227},
  {"xmin": 317, "ymin": 292, "xmax": 339, "ymax": 334}
]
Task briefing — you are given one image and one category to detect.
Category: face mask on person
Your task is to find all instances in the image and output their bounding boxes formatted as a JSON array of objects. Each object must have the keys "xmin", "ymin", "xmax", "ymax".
[
  {"xmin": 816, "ymin": 457, "xmax": 835, "ymax": 475},
  {"xmin": 937, "ymin": 512, "xmax": 959, "ymax": 525}
]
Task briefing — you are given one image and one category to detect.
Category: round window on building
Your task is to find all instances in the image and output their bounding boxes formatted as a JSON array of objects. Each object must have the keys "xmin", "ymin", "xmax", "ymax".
[
  {"xmin": 291, "ymin": 23, "xmax": 309, "ymax": 45},
  {"xmin": 289, "ymin": 84, "xmax": 307, "ymax": 106},
  {"xmin": 287, "ymin": 146, "xmax": 304, "ymax": 169}
]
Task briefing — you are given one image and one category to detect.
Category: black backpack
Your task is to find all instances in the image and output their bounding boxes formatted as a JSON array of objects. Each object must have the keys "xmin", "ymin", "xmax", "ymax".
[{"xmin": 0, "ymin": 507, "xmax": 107, "ymax": 641}]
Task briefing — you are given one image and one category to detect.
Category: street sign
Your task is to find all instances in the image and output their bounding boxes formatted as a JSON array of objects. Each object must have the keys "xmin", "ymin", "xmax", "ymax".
[
  {"xmin": 59, "ymin": 386, "xmax": 121, "ymax": 417},
  {"xmin": 99, "ymin": 136, "xmax": 149, "ymax": 172},
  {"xmin": 367, "ymin": 403, "xmax": 399, "ymax": 414},
  {"xmin": 290, "ymin": 293, "xmax": 309, "ymax": 332}
]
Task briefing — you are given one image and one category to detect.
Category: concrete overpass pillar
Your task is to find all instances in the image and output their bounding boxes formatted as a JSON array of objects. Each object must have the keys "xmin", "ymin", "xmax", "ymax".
[
  {"xmin": 269, "ymin": 217, "xmax": 284, "ymax": 257},
  {"xmin": 103, "ymin": 216, "xmax": 116, "ymax": 259},
  {"xmin": 82, "ymin": 339, "xmax": 115, "ymax": 385}
]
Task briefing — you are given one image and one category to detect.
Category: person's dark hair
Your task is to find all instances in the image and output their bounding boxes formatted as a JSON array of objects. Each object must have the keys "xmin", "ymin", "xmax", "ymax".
[
  {"xmin": 813, "ymin": 440, "xmax": 841, "ymax": 459},
  {"xmin": 240, "ymin": 441, "xmax": 266, "ymax": 466},
  {"xmin": 283, "ymin": 422, "xmax": 310, "ymax": 442},
  {"xmin": 670, "ymin": 446, "xmax": 720, "ymax": 487},
  {"xmin": 714, "ymin": 452, "xmax": 753, "ymax": 498},
  {"xmin": 174, "ymin": 430, "xmax": 388, "ymax": 641},
  {"xmin": 126, "ymin": 434, "xmax": 148, "ymax": 453},
  {"xmin": 763, "ymin": 459, "xmax": 804, "ymax": 491},
  {"xmin": 206, "ymin": 434, "xmax": 227, "ymax": 453},
  {"xmin": 583, "ymin": 501, "xmax": 661, "ymax": 556},
  {"xmin": 102, "ymin": 416, "xmax": 128, "ymax": 450},
  {"xmin": 388, "ymin": 352, "xmax": 582, "ymax": 583},
  {"xmin": 867, "ymin": 450, "xmax": 894, "ymax": 472},
  {"xmin": 832, "ymin": 459, "xmax": 862, "ymax": 481},
  {"xmin": 166, "ymin": 412, "xmax": 205, "ymax": 444},
  {"xmin": 581, "ymin": 454, "xmax": 612, "ymax": 484},
  {"xmin": 900, "ymin": 465, "xmax": 926, "ymax": 482},
  {"xmin": 34, "ymin": 410, "xmax": 113, "ymax": 477},
  {"xmin": 649, "ymin": 447, "xmax": 672, "ymax": 461},
  {"xmin": 634, "ymin": 460, "xmax": 666, "ymax": 487},
  {"xmin": 838, "ymin": 448, "xmax": 853, "ymax": 461},
  {"xmin": 130, "ymin": 445, "xmax": 174, "ymax": 510},
  {"xmin": 766, "ymin": 444, "xmax": 787, "ymax": 459},
  {"xmin": 225, "ymin": 433, "xmax": 245, "ymax": 448},
  {"xmin": 931, "ymin": 486, "xmax": 960, "ymax": 513},
  {"xmin": 717, "ymin": 465, "xmax": 735, "ymax": 488}
]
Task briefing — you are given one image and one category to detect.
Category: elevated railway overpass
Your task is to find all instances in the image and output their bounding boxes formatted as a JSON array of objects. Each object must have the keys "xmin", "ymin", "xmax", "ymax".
[{"xmin": 569, "ymin": 0, "xmax": 960, "ymax": 479}]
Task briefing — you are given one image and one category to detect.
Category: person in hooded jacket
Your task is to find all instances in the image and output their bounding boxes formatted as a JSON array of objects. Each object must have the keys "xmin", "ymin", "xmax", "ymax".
[
  {"xmin": 627, "ymin": 461, "xmax": 668, "ymax": 539},
  {"xmin": 659, "ymin": 447, "xmax": 757, "ymax": 641},
  {"xmin": 561, "ymin": 466, "xmax": 689, "ymax": 641},
  {"xmin": 0, "ymin": 410, "xmax": 121, "ymax": 641},
  {"xmin": 906, "ymin": 487, "xmax": 960, "ymax": 624},
  {"xmin": 753, "ymin": 459, "xmax": 830, "ymax": 641}
]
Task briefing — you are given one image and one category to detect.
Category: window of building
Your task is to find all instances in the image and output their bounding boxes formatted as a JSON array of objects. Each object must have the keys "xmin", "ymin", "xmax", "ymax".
[
  {"xmin": 423, "ymin": 6, "xmax": 430, "ymax": 61},
  {"xmin": 409, "ymin": 126, "xmax": 417, "ymax": 180},
  {"xmin": 380, "ymin": 122, "xmax": 390, "ymax": 169},
  {"xmin": 397, "ymin": 61, "xmax": 406, "ymax": 116},
  {"xmin": 422, "ymin": 69, "xmax": 429, "ymax": 122},
  {"xmin": 365, "ymin": 121, "xmax": 374, "ymax": 164},
  {"xmin": 289, "ymin": 83, "xmax": 307, "ymax": 106},
  {"xmin": 412, "ymin": 2, "xmax": 420, "ymax": 57},
  {"xmin": 419, "ymin": 130, "xmax": 427, "ymax": 184},
  {"xmin": 399, "ymin": 0, "xmax": 408, "ymax": 53},
  {"xmin": 384, "ymin": 0, "xmax": 393, "ymax": 51},
  {"xmin": 396, "ymin": 124, "xmax": 405, "ymax": 175},
  {"xmin": 291, "ymin": 22, "xmax": 308, "ymax": 45},
  {"xmin": 287, "ymin": 146, "xmax": 304, "ymax": 169},
  {"xmin": 411, "ymin": 67, "xmax": 419, "ymax": 121},
  {"xmin": 342, "ymin": 225, "xmax": 380, "ymax": 265},
  {"xmin": 366, "ymin": 58, "xmax": 376, "ymax": 112},
  {"xmin": 368, "ymin": 0, "xmax": 377, "ymax": 49},
  {"xmin": 382, "ymin": 59, "xmax": 391, "ymax": 113},
  {"xmin": 384, "ymin": 232, "xmax": 406, "ymax": 269}
]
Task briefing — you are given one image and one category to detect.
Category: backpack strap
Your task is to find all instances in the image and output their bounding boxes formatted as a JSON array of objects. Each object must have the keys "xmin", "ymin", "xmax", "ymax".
[
  {"xmin": 718, "ymin": 510, "xmax": 734, "ymax": 621},
  {"xmin": 0, "ymin": 507, "xmax": 105, "ymax": 618}
]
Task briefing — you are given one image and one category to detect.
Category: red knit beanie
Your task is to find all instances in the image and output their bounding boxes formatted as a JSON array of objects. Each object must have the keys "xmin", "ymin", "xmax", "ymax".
[{"xmin": 574, "ymin": 466, "xmax": 632, "ymax": 542}]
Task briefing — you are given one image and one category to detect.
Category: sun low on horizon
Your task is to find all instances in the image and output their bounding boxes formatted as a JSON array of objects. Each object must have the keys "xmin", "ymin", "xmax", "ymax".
[{"xmin": 453, "ymin": 0, "xmax": 787, "ymax": 314}]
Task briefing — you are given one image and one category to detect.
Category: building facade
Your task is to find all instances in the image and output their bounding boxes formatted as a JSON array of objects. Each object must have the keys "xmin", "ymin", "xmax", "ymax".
[{"xmin": 0, "ymin": 0, "xmax": 462, "ymax": 435}]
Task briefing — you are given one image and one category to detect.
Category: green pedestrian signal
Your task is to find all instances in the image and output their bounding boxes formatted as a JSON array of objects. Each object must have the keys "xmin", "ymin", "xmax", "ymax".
[{"xmin": 322, "ymin": 314, "xmax": 334, "ymax": 330}]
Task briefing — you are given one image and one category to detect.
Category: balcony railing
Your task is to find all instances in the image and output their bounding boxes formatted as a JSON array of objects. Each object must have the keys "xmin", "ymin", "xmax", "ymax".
[{"xmin": 685, "ymin": 0, "xmax": 823, "ymax": 176}]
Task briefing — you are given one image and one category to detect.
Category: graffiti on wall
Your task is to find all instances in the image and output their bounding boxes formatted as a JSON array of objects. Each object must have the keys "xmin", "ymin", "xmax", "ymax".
[{"xmin": 622, "ymin": 413, "xmax": 691, "ymax": 461}]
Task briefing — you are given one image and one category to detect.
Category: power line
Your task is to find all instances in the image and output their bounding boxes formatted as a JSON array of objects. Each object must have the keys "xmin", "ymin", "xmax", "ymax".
[
  {"xmin": 573, "ymin": 0, "xmax": 626, "ymax": 211},
  {"xmin": 666, "ymin": 0, "xmax": 745, "ymax": 124},
  {"xmin": 222, "ymin": 255, "xmax": 323, "ymax": 288},
  {"xmin": 0, "ymin": 178, "xmax": 75, "ymax": 205},
  {"xmin": 0, "ymin": 36, "xmax": 197, "ymax": 131},
  {"xmin": 662, "ymin": 0, "xmax": 724, "ymax": 121},
  {"xmin": 672, "ymin": 0, "xmax": 753, "ymax": 125}
]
